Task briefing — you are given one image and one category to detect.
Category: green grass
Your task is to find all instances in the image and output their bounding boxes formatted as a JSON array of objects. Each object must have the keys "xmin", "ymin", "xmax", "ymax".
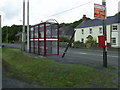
[
  {"xmin": 105, "ymin": 66, "xmax": 117, "ymax": 70},
  {"xmin": 2, "ymin": 47, "xmax": 118, "ymax": 88},
  {"xmin": 0, "ymin": 47, "xmax": 2, "ymax": 63}
]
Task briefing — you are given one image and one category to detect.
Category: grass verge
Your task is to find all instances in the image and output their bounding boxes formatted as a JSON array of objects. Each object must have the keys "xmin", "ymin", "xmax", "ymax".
[{"xmin": 2, "ymin": 47, "xmax": 118, "ymax": 88}]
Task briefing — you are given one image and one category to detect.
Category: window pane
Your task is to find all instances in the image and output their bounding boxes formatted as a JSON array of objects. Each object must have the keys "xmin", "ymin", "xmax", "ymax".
[
  {"xmin": 112, "ymin": 38, "xmax": 116, "ymax": 44},
  {"xmin": 81, "ymin": 38, "xmax": 84, "ymax": 43},
  {"xmin": 30, "ymin": 27, "xmax": 34, "ymax": 38},
  {"xmin": 52, "ymin": 24, "xmax": 58, "ymax": 38},
  {"xmin": 90, "ymin": 29, "xmax": 92, "ymax": 34},
  {"xmin": 99, "ymin": 27, "xmax": 103, "ymax": 33},
  {"xmin": 113, "ymin": 25, "xmax": 117, "ymax": 30},
  {"xmin": 40, "ymin": 24, "xmax": 44, "ymax": 38},
  {"xmin": 35, "ymin": 26, "xmax": 38, "ymax": 38},
  {"xmin": 46, "ymin": 24, "xmax": 51, "ymax": 38},
  {"xmin": 82, "ymin": 29, "xmax": 84, "ymax": 34}
]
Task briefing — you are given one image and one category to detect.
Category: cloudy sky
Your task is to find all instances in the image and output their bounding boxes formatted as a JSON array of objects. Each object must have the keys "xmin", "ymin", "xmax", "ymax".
[{"xmin": 0, "ymin": 0, "xmax": 119, "ymax": 27}]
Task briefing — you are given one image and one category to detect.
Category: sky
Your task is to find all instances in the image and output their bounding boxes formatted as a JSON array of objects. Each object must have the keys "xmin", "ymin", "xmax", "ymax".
[{"xmin": 0, "ymin": 0, "xmax": 119, "ymax": 27}]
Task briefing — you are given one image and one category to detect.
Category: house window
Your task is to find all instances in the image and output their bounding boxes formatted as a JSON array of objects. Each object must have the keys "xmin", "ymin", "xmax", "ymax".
[
  {"xmin": 81, "ymin": 38, "xmax": 84, "ymax": 43},
  {"xmin": 89, "ymin": 29, "xmax": 92, "ymax": 34},
  {"xmin": 99, "ymin": 27, "xmax": 103, "ymax": 34},
  {"xmin": 112, "ymin": 38, "xmax": 116, "ymax": 45},
  {"xmin": 81, "ymin": 29, "xmax": 84, "ymax": 34},
  {"xmin": 112, "ymin": 25, "xmax": 117, "ymax": 30}
]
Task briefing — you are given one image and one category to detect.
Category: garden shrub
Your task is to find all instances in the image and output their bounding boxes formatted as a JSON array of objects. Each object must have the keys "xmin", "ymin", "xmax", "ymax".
[{"xmin": 60, "ymin": 36, "xmax": 69, "ymax": 42}]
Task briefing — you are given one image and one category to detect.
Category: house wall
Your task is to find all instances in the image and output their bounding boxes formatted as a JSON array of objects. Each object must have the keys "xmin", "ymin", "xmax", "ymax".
[
  {"xmin": 118, "ymin": 23, "xmax": 120, "ymax": 48},
  {"xmin": 111, "ymin": 23, "xmax": 120, "ymax": 48},
  {"xmin": 75, "ymin": 23, "xmax": 120, "ymax": 48},
  {"xmin": 75, "ymin": 25, "xmax": 111, "ymax": 43}
]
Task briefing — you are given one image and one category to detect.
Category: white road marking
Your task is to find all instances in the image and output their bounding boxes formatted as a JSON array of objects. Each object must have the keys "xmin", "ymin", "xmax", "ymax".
[
  {"xmin": 108, "ymin": 55, "xmax": 118, "ymax": 58},
  {"xmin": 79, "ymin": 53, "xmax": 87, "ymax": 54},
  {"xmin": 75, "ymin": 52, "xmax": 118, "ymax": 58},
  {"xmin": 100, "ymin": 55, "xmax": 118, "ymax": 58}
]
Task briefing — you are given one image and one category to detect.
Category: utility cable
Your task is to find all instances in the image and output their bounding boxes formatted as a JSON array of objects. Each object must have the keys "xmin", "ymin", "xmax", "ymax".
[{"xmin": 48, "ymin": 0, "xmax": 95, "ymax": 17}]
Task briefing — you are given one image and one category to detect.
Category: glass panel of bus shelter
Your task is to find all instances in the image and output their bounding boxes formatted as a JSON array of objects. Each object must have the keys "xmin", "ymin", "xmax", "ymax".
[
  {"xmin": 52, "ymin": 41, "xmax": 58, "ymax": 54},
  {"xmin": 35, "ymin": 26, "xmax": 38, "ymax": 38},
  {"xmin": 39, "ymin": 41, "xmax": 44, "ymax": 55},
  {"xmin": 30, "ymin": 41, "xmax": 34, "ymax": 53},
  {"xmin": 35, "ymin": 41, "xmax": 38, "ymax": 54},
  {"xmin": 46, "ymin": 24, "xmax": 51, "ymax": 38},
  {"xmin": 40, "ymin": 24, "xmax": 44, "ymax": 38},
  {"xmin": 30, "ymin": 27, "xmax": 34, "ymax": 39},
  {"xmin": 51, "ymin": 24, "xmax": 58, "ymax": 38},
  {"xmin": 46, "ymin": 41, "xmax": 52, "ymax": 55}
]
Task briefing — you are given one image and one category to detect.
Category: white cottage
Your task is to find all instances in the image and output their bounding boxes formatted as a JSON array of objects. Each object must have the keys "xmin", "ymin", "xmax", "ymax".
[{"xmin": 74, "ymin": 15, "xmax": 120, "ymax": 48}]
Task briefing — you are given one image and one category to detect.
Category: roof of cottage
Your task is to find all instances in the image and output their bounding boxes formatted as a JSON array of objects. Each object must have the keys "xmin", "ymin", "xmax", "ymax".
[{"xmin": 75, "ymin": 15, "xmax": 120, "ymax": 28}]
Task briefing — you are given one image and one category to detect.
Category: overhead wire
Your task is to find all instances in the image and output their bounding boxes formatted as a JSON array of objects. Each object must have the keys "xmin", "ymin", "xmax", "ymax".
[{"xmin": 47, "ymin": 0, "xmax": 95, "ymax": 17}]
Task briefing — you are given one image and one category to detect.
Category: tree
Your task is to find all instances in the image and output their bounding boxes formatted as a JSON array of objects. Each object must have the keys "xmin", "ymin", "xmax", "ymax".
[
  {"xmin": 115, "ymin": 12, "xmax": 120, "ymax": 16},
  {"xmin": 60, "ymin": 17, "xmax": 91, "ymax": 28},
  {"xmin": 2, "ymin": 25, "xmax": 24, "ymax": 42},
  {"xmin": 70, "ymin": 17, "xmax": 91, "ymax": 28}
]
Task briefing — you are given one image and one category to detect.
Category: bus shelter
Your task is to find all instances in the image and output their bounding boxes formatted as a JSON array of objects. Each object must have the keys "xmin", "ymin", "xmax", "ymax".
[{"xmin": 29, "ymin": 20, "xmax": 59, "ymax": 56}]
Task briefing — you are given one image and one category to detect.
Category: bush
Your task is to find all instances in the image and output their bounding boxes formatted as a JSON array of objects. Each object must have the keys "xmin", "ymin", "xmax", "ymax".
[
  {"xmin": 85, "ymin": 38, "xmax": 97, "ymax": 48},
  {"xmin": 86, "ymin": 38, "xmax": 97, "ymax": 44},
  {"xmin": 73, "ymin": 41, "xmax": 82, "ymax": 44},
  {"xmin": 59, "ymin": 36, "xmax": 69, "ymax": 42},
  {"xmin": 72, "ymin": 41, "xmax": 84, "ymax": 48}
]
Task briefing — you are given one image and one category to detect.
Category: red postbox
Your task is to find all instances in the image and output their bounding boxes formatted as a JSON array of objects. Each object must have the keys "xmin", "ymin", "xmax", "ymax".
[{"xmin": 98, "ymin": 35, "xmax": 107, "ymax": 47}]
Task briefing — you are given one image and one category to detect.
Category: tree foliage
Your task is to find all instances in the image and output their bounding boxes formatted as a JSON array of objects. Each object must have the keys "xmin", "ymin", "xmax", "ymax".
[
  {"xmin": 70, "ymin": 17, "xmax": 91, "ymax": 28},
  {"xmin": 60, "ymin": 17, "xmax": 91, "ymax": 28},
  {"xmin": 115, "ymin": 12, "xmax": 120, "ymax": 16},
  {"xmin": 2, "ymin": 25, "xmax": 26, "ymax": 42},
  {"xmin": 86, "ymin": 38, "xmax": 97, "ymax": 44},
  {"xmin": 59, "ymin": 36, "xmax": 69, "ymax": 42},
  {"xmin": 73, "ymin": 41, "xmax": 83, "ymax": 44}
]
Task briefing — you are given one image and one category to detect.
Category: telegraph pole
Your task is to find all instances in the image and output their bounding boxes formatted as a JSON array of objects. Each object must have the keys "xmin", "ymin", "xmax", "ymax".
[
  {"xmin": 0, "ymin": 15, "xmax": 1, "ymax": 47},
  {"xmin": 0, "ymin": 15, "xmax": 2, "ymax": 90},
  {"xmin": 102, "ymin": 0, "xmax": 107, "ymax": 67},
  {"xmin": 27, "ymin": 0, "xmax": 29, "ymax": 52},
  {"xmin": 22, "ymin": 0, "xmax": 26, "ymax": 51}
]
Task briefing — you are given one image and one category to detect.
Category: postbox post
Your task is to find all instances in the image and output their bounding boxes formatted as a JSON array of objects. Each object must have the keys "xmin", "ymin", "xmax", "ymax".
[{"xmin": 102, "ymin": 0, "xmax": 107, "ymax": 67}]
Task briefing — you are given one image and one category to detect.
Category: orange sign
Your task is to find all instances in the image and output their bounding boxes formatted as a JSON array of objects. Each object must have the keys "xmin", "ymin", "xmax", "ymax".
[{"xmin": 94, "ymin": 3, "xmax": 106, "ymax": 19}]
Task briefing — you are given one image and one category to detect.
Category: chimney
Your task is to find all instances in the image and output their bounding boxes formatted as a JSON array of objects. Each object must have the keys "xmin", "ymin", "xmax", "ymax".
[{"xmin": 82, "ymin": 15, "xmax": 87, "ymax": 21}]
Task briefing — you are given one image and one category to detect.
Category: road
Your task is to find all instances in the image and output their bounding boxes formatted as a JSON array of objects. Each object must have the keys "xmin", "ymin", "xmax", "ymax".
[
  {"xmin": 3, "ymin": 43, "xmax": 118, "ymax": 68},
  {"xmin": 48, "ymin": 47, "xmax": 118, "ymax": 69}
]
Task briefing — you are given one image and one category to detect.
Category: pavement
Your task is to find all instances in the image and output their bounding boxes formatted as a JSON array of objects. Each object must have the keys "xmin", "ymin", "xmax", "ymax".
[
  {"xmin": 2, "ymin": 67, "xmax": 42, "ymax": 88},
  {"xmin": 2, "ymin": 76, "xmax": 41, "ymax": 88}
]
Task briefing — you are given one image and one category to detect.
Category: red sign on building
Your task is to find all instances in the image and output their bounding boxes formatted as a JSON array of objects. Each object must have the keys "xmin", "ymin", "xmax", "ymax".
[{"xmin": 94, "ymin": 3, "xmax": 106, "ymax": 19}]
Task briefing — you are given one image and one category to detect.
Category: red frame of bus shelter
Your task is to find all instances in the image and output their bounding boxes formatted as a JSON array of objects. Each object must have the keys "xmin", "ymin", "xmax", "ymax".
[{"xmin": 29, "ymin": 22, "xmax": 59, "ymax": 56}]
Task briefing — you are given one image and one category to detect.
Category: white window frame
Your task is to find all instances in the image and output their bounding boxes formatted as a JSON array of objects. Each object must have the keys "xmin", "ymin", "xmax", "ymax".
[
  {"xmin": 112, "ymin": 25, "xmax": 118, "ymax": 31},
  {"xmin": 81, "ymin": 29, "xmax": 84, "ymax": 34},
  {"xmin": 81, "ymin": 38, "xmax": 84, "ymax": 43},
  {"xmin": 99, "ymin": 27, "xmax": 103, "ymax": 34},
  {"xmin": 111, "ymin": 37, "xmax": 116, "ymax": 45},
  {"xmin": 89, "ymin": 28, "xmax": 92, "ymax": 34}
]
